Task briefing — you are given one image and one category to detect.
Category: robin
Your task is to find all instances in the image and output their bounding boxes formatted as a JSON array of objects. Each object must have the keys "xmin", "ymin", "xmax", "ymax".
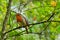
[{"xmin": 16, "ymin": 13, "xmax": 28, "ymax": 33}]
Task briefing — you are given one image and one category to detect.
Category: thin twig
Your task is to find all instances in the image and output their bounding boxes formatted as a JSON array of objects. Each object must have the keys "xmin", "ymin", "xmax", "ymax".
[
  {"xmin": 40, "ymin": 12, "xmax": 55, "ymax": 34},
  {"xmin": 23, "ymin": 0, "xmax": 32, "ymax": 7},
  {"xmin": 39, "ymin": 8, "xmax": 56, "ymax": 40}
]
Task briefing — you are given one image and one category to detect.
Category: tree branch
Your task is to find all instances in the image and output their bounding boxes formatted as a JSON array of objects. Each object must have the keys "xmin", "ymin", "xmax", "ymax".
[
  {"xmin": 1, "ymin": 0, "xmax": 12, "ymax": 40},
  {"xmin": 40, "ymin": 12, "xmax": 55, "ymax": 34},
  {"xmin": 39, "ymin": 9, "xmax": 56, "ymax": 40},
  {"xmin": 7, "ymin": 20, "xmax": 60, "ymax": 37},
  {"xmin": 4, "ymin": 20, "xmax": 60, "ymax": 35}
]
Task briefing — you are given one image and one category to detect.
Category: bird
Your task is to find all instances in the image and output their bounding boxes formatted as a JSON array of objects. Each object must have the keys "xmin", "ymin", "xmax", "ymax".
[{"xmin": 16, "ymin": 13, "xmax": 29, "ymax": 33}]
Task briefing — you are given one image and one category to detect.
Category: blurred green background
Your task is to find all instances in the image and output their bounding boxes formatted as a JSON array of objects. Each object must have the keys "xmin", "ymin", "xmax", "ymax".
[{"xmin": 0, "ymin": 0, "xmax": 60, "ymax": 40}]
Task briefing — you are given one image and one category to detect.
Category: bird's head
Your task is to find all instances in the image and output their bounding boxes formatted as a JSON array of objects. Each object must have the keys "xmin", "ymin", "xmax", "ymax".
[{"xmin": 16, "ymin": 13, "xmax": 21, "ymax": 16}]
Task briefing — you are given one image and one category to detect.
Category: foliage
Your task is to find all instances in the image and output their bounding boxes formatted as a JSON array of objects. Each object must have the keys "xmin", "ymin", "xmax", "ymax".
[{"xmin": 0, "ymin": 0, "xmax": 60, "ymax": 40}]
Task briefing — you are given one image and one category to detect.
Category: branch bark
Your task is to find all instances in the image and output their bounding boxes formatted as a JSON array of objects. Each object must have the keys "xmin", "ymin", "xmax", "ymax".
[
  {"xmin": 4, "ymin": 20, "xmax": 60, "ymax": 35},
  {"xmin": 1, "ymin": 0, "xmax": 12, "ymax": 40},
  {"xmin": 7, "ymin": 20, "xmax": 60, "ymax": 37},
  {"xmin": 41, "ymin": 9, "xmax": 56, "ymax": 40}
]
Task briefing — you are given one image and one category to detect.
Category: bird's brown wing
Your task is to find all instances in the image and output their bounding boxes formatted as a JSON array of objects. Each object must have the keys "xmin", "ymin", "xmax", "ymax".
[{"xmin": 22, "ymin": 15, "xmax": 29, "ymax": 34}]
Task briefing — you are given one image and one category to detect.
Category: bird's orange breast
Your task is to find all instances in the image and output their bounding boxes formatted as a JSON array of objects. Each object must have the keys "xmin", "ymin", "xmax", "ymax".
[{"xmin": 16, "ymin": 14, "xmax": 23, "ymax": 22}]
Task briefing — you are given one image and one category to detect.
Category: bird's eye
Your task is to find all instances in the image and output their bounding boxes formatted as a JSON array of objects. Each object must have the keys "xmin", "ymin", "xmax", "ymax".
[
  {"xmin": 18, "ymin": 15, "xmax": 19, "ymax": 16},
  {"xmin": 16, "ymin": 14, "xmax": 19, "ymax": 16}
]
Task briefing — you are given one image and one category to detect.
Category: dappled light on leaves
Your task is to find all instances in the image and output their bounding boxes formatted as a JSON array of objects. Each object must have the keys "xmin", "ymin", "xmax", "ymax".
[
  {"xmin": 0, "ymin": 0, "xmax": 60, "ymax": 40},
  {"xmin": 51, "ymin": 1, "xmax": 57, "ymax": 7}
]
